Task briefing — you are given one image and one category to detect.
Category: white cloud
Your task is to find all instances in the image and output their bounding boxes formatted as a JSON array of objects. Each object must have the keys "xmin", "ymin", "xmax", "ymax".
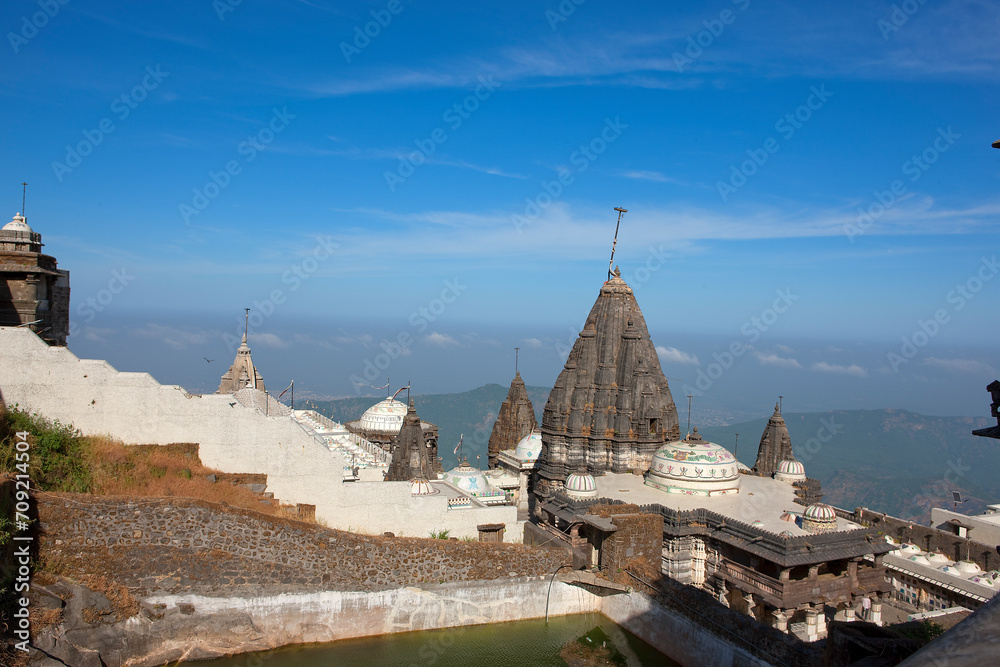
[
  {"xmin": 255, "ymin": 332, "xmax": 289, "ymax": 349},
  {"xmin": 811, "ymin": 361, "xmax": 868, "ymax": 377},
  {"xmin": 621, "ymin": 170, "xmax": 690, "ymax": 186},
  {"xmin": 523, "ymin": 337, "xmax": 543, "ymax": 348},
  {"xmin": 425, "ymin": 332, "xmax": 460, "ymax": 347},
  {"xmin": 656, "ymin": 345, "xmax": 699, "ymax": 365},
  {"xmin": 755, "ymin": 351, "xmax": 803, "ymax": 369},
  {"xmin": 774, "ymin": 344, "xmax": 796, "ymax": 355},
  {"xmin": 923, "ymin": 357, "xmax": 995, "ymax": 374}
]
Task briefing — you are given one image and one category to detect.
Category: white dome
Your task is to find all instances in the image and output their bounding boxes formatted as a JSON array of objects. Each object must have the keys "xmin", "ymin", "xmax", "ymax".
[
  {"xmin": 774, "ymin": 459, "xmax": 806, "ymax": 484},
  {"xmin": 926, "ymin": 552, "xmax": 950, "ymax": 565},
  {"xmin": 955, "ymin": 560, "xmax": 983, "ymax": 574},
  {"xmin": 2, "ymin": 213, "xmax": 31, "ymax": 233},
  {"xmin": 444, "ymin": 460, "xmax": 492, "ymax": 496},
  {"xmin": 410, "ymin": 479, "xmax": 437, "ymax": 496},
  {"xmin": 971, "ymin": 571, "xmax": 1000, "ymax": 589},
  {"xmin": 358, "ymin": 398, "xmax": 408, "ymax": 433},
  {"xmin": 900, "ymin": 543, "xmax": 921, "ymax": 554},
  {"xmin": 644, "ymin": 427, "xmax": 740, "ymax": 497},
  {"xmin": 565, "ymin": 472, "xmax": 598, "ymax": 499},
  {"xmin": 513, "ymin": 430, "xmax": 542, "ymax": 463},
  {"xmin": 801, "ymin": 503, "xmax": 838, "ymax": 534}
]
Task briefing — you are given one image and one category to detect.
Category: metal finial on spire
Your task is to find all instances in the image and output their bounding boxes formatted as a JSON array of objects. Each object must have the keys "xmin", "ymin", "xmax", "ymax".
[
  {"xmin": 734, "ymin": 433, "xmax": 740, "ymax": 457},
  {"xmin": 779, "ymin": 395, "xmax": 783, "ymax": 412},
  {"xmin": 243, "ymin": 308, "xmax": 250, "ymax": 339},
  {"xmin": 686, "ymin": 394, "xmax": 693, "ymax": 437},
  {"xmin": 514, "ymin": 347, "xmax": 520, "ymax": 375},
  {"xmin": 21, "ymin": 182, "xmax": 27, "ymax": 217},
  {"xmin": 608, "ymin": 207, "xmax": 628, "ymax": 280}
]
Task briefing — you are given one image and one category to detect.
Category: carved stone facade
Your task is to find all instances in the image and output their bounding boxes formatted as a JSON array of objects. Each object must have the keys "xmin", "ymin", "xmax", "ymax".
[
  {"xmin": 0, "ymin": 213, "xmax": 70, "ymax": 345},
  {"xmin": 218, "ymin": 333, "xmax": 266, "ymax": 394},
  {"xmin": 536, "ymin": 269, "xmax": 679, "ymax": 497},
  {"xmin": 487, "ymin": 372, "xmax": 536, "ymax": 469},
  {"xmin": 385, "ymin": 400, "xmax": 437, "ymax": 482},
  {"xmin": 752, "ymin": 403, "xmax": 795, "ymax": 477}
]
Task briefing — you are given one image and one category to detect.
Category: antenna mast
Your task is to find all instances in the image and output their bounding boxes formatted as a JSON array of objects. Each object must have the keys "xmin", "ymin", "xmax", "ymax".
[{"xmin": 608, "ymin": 207, "xmax": 627, "ymax": 280}]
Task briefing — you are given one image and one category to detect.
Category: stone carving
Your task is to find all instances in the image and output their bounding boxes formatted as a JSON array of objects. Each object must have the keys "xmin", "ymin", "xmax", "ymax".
[
  {"xmin": 536, "ymin": 269, "xmax": 679, "ymax": 498},
  {"xmin": 752, "ymin": 403, "xmax": 794, "ymax": 477},
  {"xmin": 385, "ymin": 401, "xmax": 437, "ymax": 482},
  {"xmin": 487, "ymin": 372, "xmax": 537, "ymax": 469}
]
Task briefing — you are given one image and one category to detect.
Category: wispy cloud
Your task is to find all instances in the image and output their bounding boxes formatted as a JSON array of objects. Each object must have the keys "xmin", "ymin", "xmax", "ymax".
[
  {"xmin": 924, "ymin": 357, "xmax": 995, "ymax": 374},
  {"xmin": 131, "ymin": 324, "xmax": 212, "ymax": 351},
  {"xmin": 657, "ymin": 345, "xmax": 699, "ymax": 365},
  {"xmin": 425, "ymin": 332, "xmax": 460, "ymax": 347},
  {"xmin": 622, "ymin": 170, "xmax": 690, "ymax": 186},
  {"xmin": 755, "ymin": 351, "xmax": 803, "ymax": 369},
  {"xmin": 812, "ymin": 361, "xmax": 868, "ymax": 377}
]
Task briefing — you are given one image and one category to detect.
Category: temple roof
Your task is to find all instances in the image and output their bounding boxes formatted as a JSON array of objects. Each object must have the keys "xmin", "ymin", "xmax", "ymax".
[
  {"xmin": 487, "ymin": 371, "xmax": 537, "ymax": 468},
  {"xmin": 217, "ymin": 333, "xmax": 265, "ymax": 394},
  {"xmin": 384, "ymin": 400, "xmax": 436, "ymax": 482},
  {"xmin": 538, "ymin": 267, "xmax": 680, "ymax": 485},
  {"xmin": 752, "ymin": 402, "xmax": 794, "ymax": 477}
]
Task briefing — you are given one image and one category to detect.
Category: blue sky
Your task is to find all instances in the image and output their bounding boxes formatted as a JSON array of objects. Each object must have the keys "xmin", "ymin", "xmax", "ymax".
[{"xmin": 2, "ymin": 0, "xmax": 999, "ymax": 417}]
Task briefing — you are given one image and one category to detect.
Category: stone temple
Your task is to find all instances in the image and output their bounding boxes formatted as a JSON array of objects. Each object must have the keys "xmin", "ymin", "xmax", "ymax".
[
  {"xmin": 752, "ymin": 402, "xmax": 795, "ymax": 476},
  {"xmin": 536, "ymin": 267, "xmax": 680, "ymax": 500},
  {"xmin": 487, "ymin": 370, "xmax": 537, "ymax": 469},
  {"xmin": 0, "ymin": 212, "xmax": 70, "ymax": 345}
]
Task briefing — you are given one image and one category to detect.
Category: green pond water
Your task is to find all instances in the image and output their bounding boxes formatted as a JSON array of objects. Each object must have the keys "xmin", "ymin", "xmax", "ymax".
[{"xmin": 197, "ymin": 613, "xmax": 677, "ymax": 666}]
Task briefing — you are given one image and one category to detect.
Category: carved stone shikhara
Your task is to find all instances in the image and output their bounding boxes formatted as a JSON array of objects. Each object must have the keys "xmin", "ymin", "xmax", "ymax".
[
  {"xmin": 487, "ymin": 372, "xmax": 537, "ymax": 469},
  {"xmin": 536, "ymin": 268, "xmax": 680, "ymax": 499}
]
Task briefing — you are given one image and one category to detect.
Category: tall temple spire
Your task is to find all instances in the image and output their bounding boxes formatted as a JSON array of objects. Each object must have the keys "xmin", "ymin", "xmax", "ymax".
[
  {"xmin": 217, "ymin": 315, "xmax": 265, "ymax": 394},
  {"xmin": 487, "ymin": 367, "xmax": 537, "ymax": 469},
  {"xmin": 385, "ymin": 400, "xmax": 436, "ymax": 482},
  {"xmin": 752, "ymin": 401, "xmax": 795, "ymax": 477},
  {"xmin": 535, "ymin": 270, "xmax": 679, "ymax": 500}
]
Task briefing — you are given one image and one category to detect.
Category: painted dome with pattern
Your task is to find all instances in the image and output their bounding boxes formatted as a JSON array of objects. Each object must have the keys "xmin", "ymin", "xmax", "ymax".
[
  {"xmin": 774, "ymin": 459, "xmax": 806, "ymax": 484},
  {"xmin": 444, "ymin": 460, "xmax": 492, "ymax": 496},
  {"xmin": 644, "ymin": 427, "xmax": 741, "ymax": 497},
  {"xmin": 358, "ymin": 398, "xmax": 408, "ymax": 433},
  {"xmin": 801, "ymin": 503, "xmax": 838, "ymax": 534},
  {"xmin": 513, "ymin": 430, "xmax": 542, "ymax": 463},
  {"xmin": 804, "ymin": 503, "xmax": 836, "ymax": 522},
  {"xmin": 565, "ymin": 472, "xmax": 598, "ymax": 499}
]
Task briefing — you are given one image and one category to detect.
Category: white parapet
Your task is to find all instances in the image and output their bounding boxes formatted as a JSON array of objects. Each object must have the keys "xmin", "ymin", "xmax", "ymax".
[{"xmin": 0, "ymin": 327, "xmax": 516, "ymax": 539}]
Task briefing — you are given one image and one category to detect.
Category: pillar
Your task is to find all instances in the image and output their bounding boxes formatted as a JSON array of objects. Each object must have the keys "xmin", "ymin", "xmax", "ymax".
[
  {"xmin": 816, "ymin": 606, "xmax": 828, "ymax": 639},
  {"xmin": 805, "ymin": 606, "xmax": 819, "ymax": 642},
  {"xmin": 772, "ymin": 610, "xmax": 788, "ymax": 633},
  {"xmin": 843, "ymin": 603, "xmax": 856, "ymax": 622},
  {"xmin": 871, "ymin": 595, "xmax": 883, "ymax": 627}
]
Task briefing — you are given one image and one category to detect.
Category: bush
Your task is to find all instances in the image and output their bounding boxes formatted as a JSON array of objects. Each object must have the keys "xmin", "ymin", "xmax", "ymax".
[{"xmin": 1, "ymin": 408, "xmax": 93, "ymax": 492}]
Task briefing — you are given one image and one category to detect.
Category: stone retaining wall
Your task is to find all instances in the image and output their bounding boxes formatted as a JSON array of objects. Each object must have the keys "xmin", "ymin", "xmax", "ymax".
[{"xmin": 37, "ymin": 493, "xmax": 568, "ymax": 596}]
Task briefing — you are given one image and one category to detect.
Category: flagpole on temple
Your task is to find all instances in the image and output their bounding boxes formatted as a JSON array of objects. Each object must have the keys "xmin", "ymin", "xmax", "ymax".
[{"xmin": 608, "ymin": 206, "xmax": 627, "ymax": 280}]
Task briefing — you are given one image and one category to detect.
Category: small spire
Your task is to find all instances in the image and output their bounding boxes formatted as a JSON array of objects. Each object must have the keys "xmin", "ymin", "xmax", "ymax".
[{"xmin": 774, "ymin": 401, "xmax": 780, "ymax": 416}]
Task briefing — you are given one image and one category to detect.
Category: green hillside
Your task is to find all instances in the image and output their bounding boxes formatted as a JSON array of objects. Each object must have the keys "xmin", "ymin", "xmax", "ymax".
[
  {"xmin": 307, "ymin": 384, "xmax": 548, "ymax": 470},
  {"xmin": 309, "ymin": 387, "xmax": 999, "ymax": 523},
  {"xmin": 700, "ymin": 409, "xmax": 997, "ymax": 523}
]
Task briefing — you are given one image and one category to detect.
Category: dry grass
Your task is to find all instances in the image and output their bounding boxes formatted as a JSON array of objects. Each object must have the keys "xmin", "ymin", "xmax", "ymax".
[
  {"xmin": 81, "ymin": 575, "xmax": 140, "ymax": 621},
  {"xmin": 83, "ymin": 437, "xmax": 284, "ymax": 517}
]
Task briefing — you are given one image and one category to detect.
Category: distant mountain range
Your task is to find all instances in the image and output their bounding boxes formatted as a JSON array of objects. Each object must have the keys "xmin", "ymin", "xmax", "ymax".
[{"xmin": 307, "ymin": 387, "xmax": 998, "ymax": 524}]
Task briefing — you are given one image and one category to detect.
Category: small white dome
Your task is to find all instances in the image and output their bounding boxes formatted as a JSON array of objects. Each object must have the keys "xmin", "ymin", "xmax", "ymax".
[
  {"xmin": 955, "ymin": 560, "xmax": 983, "ymax": 574},
  {"xmin": 565, "ymin": 472, "xmax": 598, "ymax": 499},
  {"xmin": 358, "ymin": 398, "xmax": 408, "ymax": 433},
  {"xmin": 513, "ymin": 430, "xmax": 542, "ymax": 463},
  {"xmin": 410, "ymin": 479, "xmax": 437, "ymax": 496},
  {"xmin": 2, "ymin": 213, "xmax": 31, "ymax": 234},
  {"xmin": 909, "ymin": 554, "xmax": 931, "ymax": 566},
  {"xmin": 444, "ymin": 460, "xmax": 492, "ymax": 496},
  {"xmin": 900, "ymin": 543, "xmax": 921, "ymax": 554},
  {"xmin": 926, "ymin": 552, "xmax": 950, "ymax": 565}
]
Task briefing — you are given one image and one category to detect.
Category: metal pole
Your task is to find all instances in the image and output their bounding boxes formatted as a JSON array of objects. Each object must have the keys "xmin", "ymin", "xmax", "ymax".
[{"xmin": 545, "ymin": 563, "xmax": 574, "ymax": 624}]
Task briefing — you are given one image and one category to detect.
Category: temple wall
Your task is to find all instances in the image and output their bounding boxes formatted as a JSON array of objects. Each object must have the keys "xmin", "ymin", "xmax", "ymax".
[{"xmin": 0, "ymin": 327, "xmax": 516, "ymax": 539}]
